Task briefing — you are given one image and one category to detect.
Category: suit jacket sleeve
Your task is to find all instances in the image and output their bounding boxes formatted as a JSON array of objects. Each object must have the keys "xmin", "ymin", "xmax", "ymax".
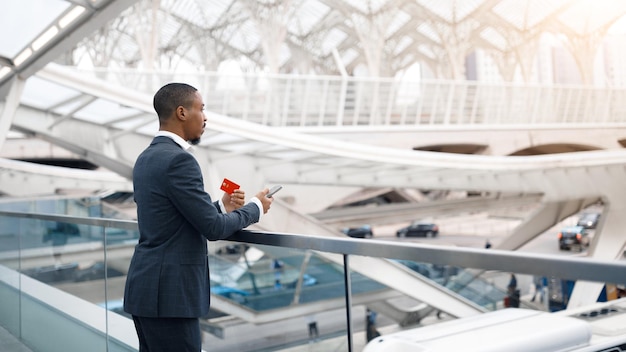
[{"xmin": 167, "ymin": 151, "xmax": 259, "ymax": 240}]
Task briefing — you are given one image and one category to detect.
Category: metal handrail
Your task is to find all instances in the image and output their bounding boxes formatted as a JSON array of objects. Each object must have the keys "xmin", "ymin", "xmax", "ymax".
[{"xmin": 3, "ymin": 210, "xmax": 626, "ymax": 285}]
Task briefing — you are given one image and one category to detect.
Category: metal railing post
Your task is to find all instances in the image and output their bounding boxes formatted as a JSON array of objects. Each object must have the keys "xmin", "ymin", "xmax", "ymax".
[{"xmin": 343, "ymin": 254, "xmax": 354, "ymax": 351}]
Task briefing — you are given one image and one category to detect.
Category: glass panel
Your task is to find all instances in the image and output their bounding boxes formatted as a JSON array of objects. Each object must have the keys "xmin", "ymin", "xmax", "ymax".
[
  {"xmin": 19, "ymin": 218, "xmax": 107, "ymax": 351},
  {"xmin": 0, "ymin": 211, "xmax": 140, "ymax": 351},
  {"xmin": 208, "ymin": 244, "xmax": 389, "ymax": 311},
  {"xmin": 0, "ymin": 215, "xmax": 21, "ymax": 337},
  {"xmin": 2, "ymin": 207, "xmax": 619, "ymax": 352},
  {"xmin": 101, "ymin": 225, "xmax": 137, "ymax": 350},
  {"xmin": 440, "ymin": 265, "xmax": 508, "ymax": 310},
  {"xmin": 205, "ymin": 243, "xmax": 365, "ymax": 350}
]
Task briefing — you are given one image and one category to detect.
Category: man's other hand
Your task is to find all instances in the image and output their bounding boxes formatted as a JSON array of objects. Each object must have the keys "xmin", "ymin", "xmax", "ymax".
[{"xmin": 223, "ymin": 189, "xmax": 245, "ymax": 213}]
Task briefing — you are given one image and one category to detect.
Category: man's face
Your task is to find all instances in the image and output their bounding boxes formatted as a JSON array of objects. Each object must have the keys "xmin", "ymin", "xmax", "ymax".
[{"xmin": 184, "ymin": 91, "xmax": 206, "ymax": 145}]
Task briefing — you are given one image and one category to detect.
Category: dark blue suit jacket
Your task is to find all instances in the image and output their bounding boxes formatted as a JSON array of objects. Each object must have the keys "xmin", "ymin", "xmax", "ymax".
[{"xmin": 124, "ymin": 136, "xmax": 260, "ymax": 318}]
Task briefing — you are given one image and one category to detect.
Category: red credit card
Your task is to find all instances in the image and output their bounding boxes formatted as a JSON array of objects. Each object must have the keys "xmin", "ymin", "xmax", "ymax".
[{"xmin": 220, "ymin": 178, "xmax": 240, "ymax": 194}]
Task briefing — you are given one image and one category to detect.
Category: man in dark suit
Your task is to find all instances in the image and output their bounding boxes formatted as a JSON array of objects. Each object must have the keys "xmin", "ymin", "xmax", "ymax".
[{"xmin": 123, "ymin": 83, "xmax": 273, "ymax": 351}]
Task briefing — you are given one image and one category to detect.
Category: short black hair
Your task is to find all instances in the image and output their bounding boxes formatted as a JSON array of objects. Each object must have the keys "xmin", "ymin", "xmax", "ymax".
[{"xmin": 153, "ymin": 83, "xmax": 198, "ymax": 121}]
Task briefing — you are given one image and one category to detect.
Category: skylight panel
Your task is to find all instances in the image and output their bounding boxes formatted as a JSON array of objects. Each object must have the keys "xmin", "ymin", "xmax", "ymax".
[
  {"xmin": 398, "ymin": 53, "xmax": 416, "ymax": 69},
  {"xmin": 558, "ymin": 0, "xmax": 626, "ymax": 35},
  {"xmin": 321, "ymin": 28, "xmax": 348, "ymax": 55},
  {"xmin": 393, "ymin": 36, "xmax": 414, "ymax": 55},
  {"xmin": 166, "ymin": 0, "xmax": 231, "ymax": 29},
  {"xmin": 21, "ymin": 76, "xmax": 79, "ymax": 110},
  {"xmin": 608, "ymin": 14, "xmax": 626, "ymax": 35},
  {"xmin": 1, "ymin": 0, "xmax": 70, "ymax": 58},
  {"xmin": 114, "ymin": 34, "xmax": 142, "ymax": 64},
  {"xmin": 480, "ymin": 27, "xmax": 508, "ymax": 51},
  {"xmin": 341, "ymin": 48, "xmax": 359, "ymax": 65},
  {"xmin": 50, "ymin": 96, "xmax": 95, "ymax": 116},
  {"xmin": 74, "ymin": 99, "xmax": 143, "ymax": 124},
  {"xmin": 279, "ymin": 43, "xmax": 291, "ymax": 67},
  {"xmin": 417, "ymin": 23, "xmax": 441, "ymax": 44},
  {"xmin": 108, "ymin": 114, "xmax": 154, "ymax": 130},
  {"xmin": 136, "ymin": 121, "xmax": 160, "ymax": 136},
  {"xmin": 416, "ymin": 0, "xmax": 485, "ymax": 23},
  {"xmin": 342, "ymin": 0, "xmax": 389, "ymax": 14},
  {"xmin": 386, "ymin": 11, "xmax": 411, "ymax": 38},
  {"xmin": 159, "ymin": 14, "xmax": 184, "ymax": 45},
  {"xmin": 288, "ymin": 1, "xmax": 331, "ymax": 36},
  {"xmin": 223, "ymin": 19, "xmax": 260, "ymax": 53},
  {"xmin": 493, "ymin": 0, "xmax": 568, "ymax": 31},
  {"xmin": 417, "ymin": 45, "xmax": 436, "ymax": 60}
]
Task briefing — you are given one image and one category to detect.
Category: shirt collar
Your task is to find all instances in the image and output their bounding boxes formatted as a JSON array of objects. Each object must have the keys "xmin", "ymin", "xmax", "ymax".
[{"xmin": 155, "ymin": 131, "xmax": 192, "ymax": 151}]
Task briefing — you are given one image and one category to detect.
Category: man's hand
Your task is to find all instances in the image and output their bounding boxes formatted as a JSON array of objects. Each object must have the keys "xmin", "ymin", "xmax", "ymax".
[
  {"xmin": 255, "ymin": 188, "xmax": 273, "ymax": 214},
  {"xmin": 223, "ymin": 189, "xmax": 245, "ymax": 213}
]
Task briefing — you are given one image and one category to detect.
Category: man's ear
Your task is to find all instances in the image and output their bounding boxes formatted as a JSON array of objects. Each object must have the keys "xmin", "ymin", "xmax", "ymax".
[{"xmin": 176, "ymin": 106, "xmax": 186, "ymax": 121}]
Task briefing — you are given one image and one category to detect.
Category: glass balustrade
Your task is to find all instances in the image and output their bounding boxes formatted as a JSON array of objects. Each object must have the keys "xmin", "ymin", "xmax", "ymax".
[{"xmin": 1, "ymin": 209, "xmax": 626, "ymax": 352}]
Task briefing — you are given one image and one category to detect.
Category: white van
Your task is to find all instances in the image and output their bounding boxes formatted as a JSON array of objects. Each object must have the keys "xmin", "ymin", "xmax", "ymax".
[{"xmin": 363, "ymin": 299, "xmax": 626, "ymax": 352}]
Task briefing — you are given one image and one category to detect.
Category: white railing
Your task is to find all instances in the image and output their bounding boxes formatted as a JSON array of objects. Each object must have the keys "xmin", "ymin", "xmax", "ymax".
[{"xmin": 73, "ymin": 68, "xmax": 626, "ymax": 127}]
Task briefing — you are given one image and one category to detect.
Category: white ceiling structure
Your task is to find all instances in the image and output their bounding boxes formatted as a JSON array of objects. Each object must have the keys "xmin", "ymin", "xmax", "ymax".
[
  {"xmin": 4, "ymin": 0, "xmax": 626, "ymax": 87},
  {"xmin": 2, "ymin": 0, "xmax": 626, "ymax": 313},
  {"xmin": 66, "ymin": 0, "xmax": 626, "ymax": 81}
]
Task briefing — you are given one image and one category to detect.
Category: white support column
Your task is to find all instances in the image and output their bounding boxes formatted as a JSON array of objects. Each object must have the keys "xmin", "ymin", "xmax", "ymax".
[
  {"xmin": 0, "ymin": 77, "xmax": 25, "ymax": 151},
  {"xmin": 333, "ymin": 48, "xmax": 348, "ymax": 125},
  {"xmin": 563, "ymin": 33, "xmax": 605, "ymax": 85},
  {"xmin": 348, "ymin": 12, "xmax": 386, "ymax": 77}
]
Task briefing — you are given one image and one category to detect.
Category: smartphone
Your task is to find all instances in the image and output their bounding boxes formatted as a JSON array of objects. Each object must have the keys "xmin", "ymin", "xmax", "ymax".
[{"xmin": 267, "ymin": 185, "xmax": 283, "ymax": 198}]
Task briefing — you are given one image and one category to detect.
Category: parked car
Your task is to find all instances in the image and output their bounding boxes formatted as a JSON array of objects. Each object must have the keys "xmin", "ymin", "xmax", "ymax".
[
  {"xmin": 212, "ymin": 286, "xmax": 250, "ymax": 304},
  {"xmin": 343, "ymin": 225, "xmax": 373, "ymax": 238},
  {"xmin": 393, "ymin": 259, "xmax": 439, "ymax": 279},
  {"xmin": 558, "ymin": 225, "xmax": 590, "ymax": 251},
  {"xmin": 74, "ymin": 262, "xmax": 124, "ymax": 282},
  {"xmin": 576, "ymin": 213, "xmax": 600, "ymax": 230},
  {"xmin": 396, "ymin": 221, "xmax": 439, "ymax": 238},
  {"xmin": 285, "ymin": 274, "xmax": 318, "ymax": 289},
  {"xmin": 216, "ymin": 244, "xmax": 249, "ymax": 255}
]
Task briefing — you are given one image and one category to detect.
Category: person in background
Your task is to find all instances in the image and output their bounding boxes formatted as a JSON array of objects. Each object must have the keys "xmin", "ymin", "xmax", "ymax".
[
  {"xmin": 306, "ymin": 314, "xmax": 319, "ymax": 342},
  {"xmin": 504, "ymin": 273, "xmax": 520, "ymax": 308},
  {"xmin": 272, "ymin": 258, "xmax": 284, "ymax": 290},
  {"xmin": 366, "ymin": 308, "xmax": 381, "ymax": 342},
  {"xmin": 506, "ymin": 285, "xmax": 521, "ymax": 308},
  {"xmin": 531, "ymin": 275, "xmax": 545, "ymax": 303},
  {"xmin": 123, "ymin": 82, "xmax": 274, "ymax": 352},
  {"xmin": 508, "ymin": 273, "xmax": 517, "ymax": 291}
]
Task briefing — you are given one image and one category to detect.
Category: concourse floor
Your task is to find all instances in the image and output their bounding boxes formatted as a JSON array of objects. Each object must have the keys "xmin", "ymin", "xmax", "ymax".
[{"xmin": 0, "ymin": 326, "xmax": 33, "ymax": 352}]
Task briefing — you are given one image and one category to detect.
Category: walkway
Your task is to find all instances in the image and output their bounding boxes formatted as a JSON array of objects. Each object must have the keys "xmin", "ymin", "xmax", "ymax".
[{"xmin": 0, "ymin": 326, "xmax": 33, "ymax": 352}]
